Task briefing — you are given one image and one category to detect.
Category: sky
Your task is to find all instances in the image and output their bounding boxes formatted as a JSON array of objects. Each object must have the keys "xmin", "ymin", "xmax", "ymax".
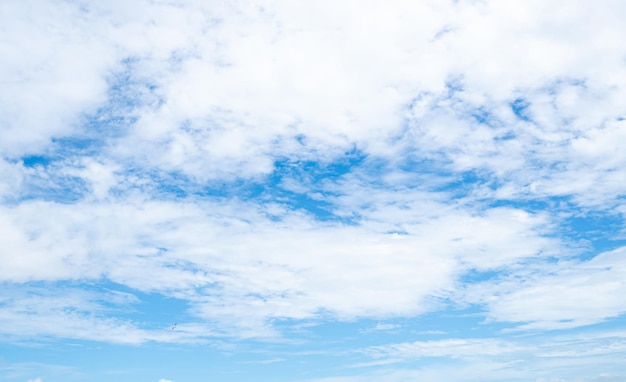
[{"xmin": 1, "ymin": 0, "xmax": 626, "ymax": 381}]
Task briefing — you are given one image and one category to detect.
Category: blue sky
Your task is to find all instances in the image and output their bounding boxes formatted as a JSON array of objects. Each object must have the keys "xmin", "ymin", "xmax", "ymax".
[{"xmin": 1, "ymin": 1, "xmax": 626, "ymax": 381}]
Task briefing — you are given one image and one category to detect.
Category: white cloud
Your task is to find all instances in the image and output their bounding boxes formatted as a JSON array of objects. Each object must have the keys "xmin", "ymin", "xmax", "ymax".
[
  {"xmin": 0, "ymin": 191, "xmax": 562, "ymax": 338},
  {"xmin": 0, "ymin": 1, "xmax": 116, "ymax": 156},
  {"xmin": 371, "ymin": 323, "xmax": 399, "ymax": 331},
  {"xmin": 362, "ymin": 338, "xmax": 525, "ymax": 360},
  {"xmin": 0, "ymin": 282, "xmax": 222, "ymax": 345},
  {"xmin": 159, "ymin": 379, "xmax": 174, "ymax": 382},
  {"xmin": 465, "ymin": 246, "xmax": 626, "ymax": 330},
  {"xmin": 2, "ymin": 0, "xmax": 626, "ymax": 211},
  {"xmin": 1, "ymin": 0, "xmax": 626, "ymax": 365},
  {"xmin": 336, "ymin": 332, "xmax": 626, "ymax": 382}
]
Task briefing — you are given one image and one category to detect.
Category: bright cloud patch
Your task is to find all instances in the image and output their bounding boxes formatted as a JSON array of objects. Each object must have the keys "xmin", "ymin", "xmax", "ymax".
[{"xmin": 1, "ymin": 1, "xmax": 626, "ymax": 382}]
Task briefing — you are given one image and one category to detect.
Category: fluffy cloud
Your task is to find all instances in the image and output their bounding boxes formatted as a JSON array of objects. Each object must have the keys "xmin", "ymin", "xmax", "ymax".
[
  {"xmin": 1, "ymin": 2, "xmax": 626, "ymax": 377},
  {"xmin": 0, "ymin": 194, "xmax": 559, "ymax": 339}
]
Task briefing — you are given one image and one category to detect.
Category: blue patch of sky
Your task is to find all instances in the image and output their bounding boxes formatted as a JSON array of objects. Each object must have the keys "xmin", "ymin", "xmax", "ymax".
[
  {"xmin": 21, "ymin": 155, "xmax": 51, "ymax": 167},
  {"xmin": 123, "ymin": 294, "xmax": 189, "ymax": 330},
  {"xmin": 395, "ymin": 153, "xmax": 452, "ymax": 178},
  {"xmin": 270, "ymin": 147, "xmax": 366, "ymax": 185},
  {"xmin": 567, "ymin": 313, "xmax": 626, "ymax": 334},
  {"xmin": 12, "ymin": 171, "xmax": 88, "ymax": 204},
  {"xmin": 421, "ymin": 305, "xmax": 520, "ymax": 337},
  {"xmin": 459, "ymin": 269, "xmax": 502, "ymax": 284},
  {"xmin": 560, "ymin": 212, "xmax": 626, "ymax": 256},
  {"xmin": 5, "ymin": 279, "xmax": 191, "ymax": 331},
  {"xmin": 253, "ymin": 152, "xmax": 366, "ymax": 219},
  {"xmin": 494, "ymin": 129, "xmax": 517, "ymax": 141},
  {"xmin": 13, "ymin": 335, "xmax": 341, "ymax": 382},
  {"xmin": 544, "ymin": 77, "xmax": 587, "ymax": 94},
  {"xmin": 277, "ymin": 307, "xmax": 508, "ymax": 347},
  {"xmin": 80, "ymin": 57, "xmax": 162, "ymax": 140},
  {"xmin": 143, "ymin": 169, "xmax": 195, "ymax": 199},
  {"xmin": 469, "ymin": 105, "xmax": 495, "ymax": 125},
  {"xmin": 106, "ymin": 166, "xmax": 214, "ymax": 200},
  {"xmin": 15, "ymin": 151, "xmax": 82, "ymax": 202},
  {"xmin": 412, "ymin": 306, "xmax": 485, "ymax": 335},
  {"xmin": 341, "ymin": 155, "xmax": 392, "ymax": 185},
  {"xmin": 98, "ymin": 138, "xmax": 370, "ymax": 222},
  {"xmin": 0, "ymin": 340, "xmax": 266, "ymax": 382},
  {"xmin": 212, "ymin": 323, "xmax": 371, "ymax": 378},
  {"xmin": 383, "ymin": 150, "xmax": 461, "ymax": 195},
  {"xmin": 510, "ymin": 97, "xmax": 532, "ymax": 122},
  {"xmin": 432, "ymin": 169, "xmax": 490, "ymax": 197},
  {"xmin": 275, "ymin": 318, "xmax": 374, "ymax": 344},
  {"xmin": 268, "ymin": 312, "xmax": 527, "ymax": 372},
  {"xmin": 113, "ymin": 165, "xmax": 345, "ymax": 222},
  {"xmin": 136, "ymin": 149, "xmax": 368, "ymax": 221},
  {"xmin": 486, "ymin": 196, "xmax": 574, "ymax": 215},
  {"xmin": 48, "ymin": 136, "xmax": 105, "ymax": 158},
  {"xmin": 445, "ymin": 75, "xmax": 465, "ymax": 95}
]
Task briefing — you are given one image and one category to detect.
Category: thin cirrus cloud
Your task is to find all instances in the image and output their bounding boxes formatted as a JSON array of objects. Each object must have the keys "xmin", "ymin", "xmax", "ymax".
[{"xmin": 1, "ymin": 0, "xmax": 626, "ymax": 381}]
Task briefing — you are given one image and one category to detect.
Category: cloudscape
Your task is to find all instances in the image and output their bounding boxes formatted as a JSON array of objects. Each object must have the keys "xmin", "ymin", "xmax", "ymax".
[{"xmin": 1, "ymin": 1, "xmax": 626, "ymax": 381}]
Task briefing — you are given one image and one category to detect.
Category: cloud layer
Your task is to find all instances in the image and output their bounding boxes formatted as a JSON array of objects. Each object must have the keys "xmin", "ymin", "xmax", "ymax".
[{"xmin": 1, "ymin": 0, "xmax": 626, "ymax": 381}]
